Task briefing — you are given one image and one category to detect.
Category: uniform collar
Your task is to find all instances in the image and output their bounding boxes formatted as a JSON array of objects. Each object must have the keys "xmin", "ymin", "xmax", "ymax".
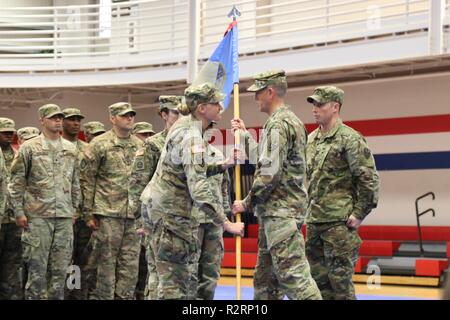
[
  {"xmin": 314, "ymin": 118, "xmax": 343, "ymax": 142},
  {"xmin": 264, "ymin": 104, "xmax": 288, "ymax": 127},
  {"xmin": 40, "ymin": 133, "xmax": 68, "ymax": 150},
  {"xmin": 110, "ymin": 129, "xmax": 132, "ymax": 146},
  {"xmin": 269, "ymin": 104, "xmax": 288, "ymax": 118}
]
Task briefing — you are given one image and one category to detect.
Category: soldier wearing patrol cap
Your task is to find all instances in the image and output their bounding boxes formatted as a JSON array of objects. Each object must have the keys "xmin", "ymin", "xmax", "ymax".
[
  {"xmin": 8, "ymin": 104, "xmax": 81, "ymax": 299},
  {"xmin": 67, "ymin": 120, "xmax": 104, "ymax": 300},
  {"xmin": 0, "ymin": 148, "xmax": 5, "ymax": 229},
  {"xmin": 231, "ymin": 70, "xmax": 322, "ymax": 300},
  {"xmin": 143, "ymin": 83, "xmax": 244, "ymax": 299},
  {"xmin": 129, "ymin": 120, "xmax": 155, "ymax": 300},
  {"xmin": 62, "ymin": 108, "xmax": 88, "ymax": 153},
  {"xmin": 129, "ymin": 95, "xmax": 182, "ymax": 300},
  {"xmin": 305, "ymin": 85, "xmax": 380, "ymax": 300},
  {"xmin": 61, "ymin": 107, "xmax": 91, "ymax": 300},
  {"xmin": 132, "ymin": 122, "xmax": 155, "ymax": 142},
  {"xmin": 83, "ymin": 121, "xmax": 106, "ymax": 143},
  {"xmin": 0, "ymin": 117, "xmax": 24, "ymax": 300},
  {"xmin": 80, "ymin": 102, "xmax": 143, "ymax": 299},
  {"xmin": 17, "ymin": 127, "xmax": 40, "ymax": 145}
]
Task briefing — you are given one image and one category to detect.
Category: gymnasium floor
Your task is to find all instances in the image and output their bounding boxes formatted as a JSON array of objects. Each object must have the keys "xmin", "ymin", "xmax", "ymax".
[{"xmin": 215, "ymin": 277, "xmax": 443, "ymax": 300}]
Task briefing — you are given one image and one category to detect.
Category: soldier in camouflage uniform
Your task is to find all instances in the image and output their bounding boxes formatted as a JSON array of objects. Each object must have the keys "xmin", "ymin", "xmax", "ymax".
[
  {"xmin": 231, "ymin": 70, "xmax": 322, "ymax": 300},
  {"xmin": 17, "ymin": 127, "xmax": 40, "ymax": 145},
  {"xmin": 0, "ymin": 117, "xmax": 23, "ymax": 300},
  {"xmin": 305, "ymin": 86, "xmax": 380, "ymax": 300},
  {"xmin": 129, "ymin": 95, "xmax": 181, "ymax": 300},
  {"xmin": 130, "ymin": 121, "xmax": 155, "ymax": 300},
  {"xmin": 0, "ymin": 149, "xmax": 6, "ymax": 229},
  {"xmin": 144, "ymin": 83, "xmax": 244, "ymax": 300},
  {"xmin": 67, "ymin": 121, "xmax": 105, "ymax": 300},
  {"xmin": 192, "ymin": 121, "xmax": 232, "ymax": 300},
  {"xmin": 83, "ymin": 121, "xmax": 106, "ymax": 143},
  {"xmin": 62, "ymin": 108, "xmax": 88, "ymax": 154},
  {"xmin": 8, "ymin": 104, "xmax": 81, "ymax": 300},
  {"xmin": 132, "ymin": 122, "xmax": 155, "ymax": 142},
  {"xmin": 80, "ymin": 102, "xmax": 143, "ymax": 300},
  {"xmin": 61, "ymin": 108, "xmax": 91, "ymax": 300}
]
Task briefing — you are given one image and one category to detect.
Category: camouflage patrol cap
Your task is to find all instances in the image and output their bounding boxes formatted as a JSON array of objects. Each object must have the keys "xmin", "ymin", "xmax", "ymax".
[
  {"xmin": 0, "ymin": 117, "xmax": 16, "ymax": 132},
  {"xmin": 17, "ymin": 127, "xmax": 40, "ymax": 141},
  {"xmin": 62, "ymin": 107, "xmax": 85, "ymax": 119},
  {"xmin": 132, "ymin": 122, "xmax": 155, "ymax": 134},
  {"xmin": 184, "ymin": 83, "xmax": 225, "ymax": 110},
  {"xmin": 83, "ymin": 121, "xmax": 106, "ymax": 135},
  {"xmin": 307, "ymin": 86, "xmax": 344, "ymax": 105},
  {"xmin": 247, "ymin": 69, "xmax": 287, "ymax": 92},
  {"xmin": 108, "ymin": 102, "xmax": 136, "ymax": 116},
  {"xmin": 159, "ymin": 95, "xmax": 183, "ymax": 113},
  {"xmin": 38, "ymin": 104, "xmax": 64, "ymax": 119}
]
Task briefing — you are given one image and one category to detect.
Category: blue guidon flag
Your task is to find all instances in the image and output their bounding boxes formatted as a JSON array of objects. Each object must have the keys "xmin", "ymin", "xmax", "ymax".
[{"xmin": 193, "ymin": 21, "xmax": 239, "ymax": 111}]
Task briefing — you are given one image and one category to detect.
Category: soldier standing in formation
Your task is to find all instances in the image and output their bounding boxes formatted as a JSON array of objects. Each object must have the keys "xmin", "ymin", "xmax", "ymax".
[
  {"xmin": 67, "ymin": 120, "xmax": 104, "ymax": 300},
  {"xmin": 8, "ymin": 104, "xmax": 81, "ymax": 300},
  {"xmin": 129, "ymin": 95, "xmax": 182, "ymax": 299},
  {"xmin": 0, "ymin": 118, "xmax": 23, "ymax": 300},
  {"xmin": 61, "ymin": 107, "xmax": 90, "ymax": 300},
  {"xmin": 144, "ymin": 83, "xmax": 244, "ymax": 299},
  {"xmin": 132, "ymin": 122, "xmax": 155, "ymax": 141},
  {"xmin": 80, "ymin": 102, "xmax": 143, "ymax": 300},
  {"xmin": 62, "ymin": 108, "xmax": 88, "ymax": 155},
  {"xmin": 17, "ymin": 127, "xmax": 40, "ymax": 145},
  {"xmin": 83, "ymin": 121, "xmax": 106, "ymax": 143},
  {"xmin": 130, "ymin": 120, "xmax": 155, "ymax": 300},
  {"xmin": 231, "ymin": 70, "xmax": 322, "ymax": 300},
  {"xmin": 0, "ymin": 148, "xmax": 5, "ymax": 230},
  {"xmin": 305, "ymin": 86, "xmax": 380, "ymax": 300}
]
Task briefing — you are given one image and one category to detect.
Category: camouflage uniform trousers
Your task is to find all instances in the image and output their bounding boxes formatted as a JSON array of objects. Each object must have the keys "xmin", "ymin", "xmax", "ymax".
[
  {"xmin": 85, "ymin": 216, "xmax": 140, "ymax": 300},
  {"xmin": 253, "ymin": 216, "xmax": 322, "ymax": 300},
  {"xmin": 305, "ymin": 222, "xmax": 362, "ymax": 300},
  {"xmin": 193, "ymin": 222, "xmax": 224, "ymax": 300},
  {"xmin": 65, "ymin": 219, "xmax": 92, "ymax": 300},
  {"xmin": 135, "ymin": 237, "xmax": 148, "ymax": 300},
  {"xmin": 151, "ymin": 215, "xmax": 198, "ymax": 300},
  {"xmin": 22, "ymin": 217, "xmax": 73, "ymax": 300},
  {"xmin": 143, "ymin": 224, "xmax": 158, "ymax": 300},
  {"xmin": 0, "ymin": 222, "xmax": 23, "ymax": 300}
]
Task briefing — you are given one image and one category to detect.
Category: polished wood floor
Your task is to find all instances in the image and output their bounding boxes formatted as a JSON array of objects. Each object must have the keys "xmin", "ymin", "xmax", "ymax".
[{"xmin": 218, "ymin": 276, "xmax": 444, "ymax": 300}]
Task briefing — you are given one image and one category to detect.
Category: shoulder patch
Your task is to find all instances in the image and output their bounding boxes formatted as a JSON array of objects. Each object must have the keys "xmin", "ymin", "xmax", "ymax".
[
  {"xmin": 80, "ymin": 158, "xmax": 87, "ymax": 170},
  {"xmin": 84, "ymin": 149, "xmax": 94, "ymax": 160}
]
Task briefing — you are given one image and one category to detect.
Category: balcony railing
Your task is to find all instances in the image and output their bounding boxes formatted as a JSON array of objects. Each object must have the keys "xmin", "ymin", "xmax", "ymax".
[{"xmin": 0, "ymin": 0, "xmax": 447, "ymax": 73}]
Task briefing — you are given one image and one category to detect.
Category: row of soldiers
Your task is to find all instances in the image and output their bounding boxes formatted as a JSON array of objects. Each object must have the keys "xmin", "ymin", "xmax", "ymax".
[
  {"xmin": 0, "ymin": 68, "xmax": 380, "ymax": 300},
  {"xmin": 0, "ymin": 102, "xmax": 174, "ymax": 299}
]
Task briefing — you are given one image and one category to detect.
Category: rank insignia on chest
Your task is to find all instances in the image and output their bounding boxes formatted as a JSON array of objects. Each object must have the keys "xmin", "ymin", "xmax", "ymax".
[{"xmin": 135, "ymin": 159, "xmax": 145, "ymax": 171}]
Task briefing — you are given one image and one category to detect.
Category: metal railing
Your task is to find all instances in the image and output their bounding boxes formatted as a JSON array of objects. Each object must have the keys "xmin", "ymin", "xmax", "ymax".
[
  {"xmin": 0, "ymin": 0, "xmax": 189, "ymax": 70},
  {"xmin": 0, "ymin": 0, "xmax": 442, "ymax": 73},
  {"xmin": 200, "ymin": 0, "xmax": 431, "ymax": 56}
]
